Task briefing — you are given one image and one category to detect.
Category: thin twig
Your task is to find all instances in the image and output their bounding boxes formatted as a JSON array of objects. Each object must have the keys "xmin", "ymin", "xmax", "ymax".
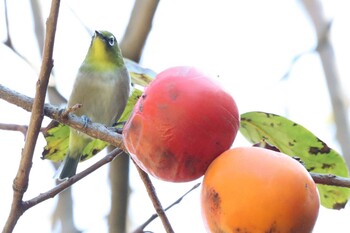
[
  {"xmin": 2, "ymin": 1, "xmax": 61, "ymax": 232},
  {"xmin": 301, "ymin": 0, "xmax": 350, "ymax": 168},
  {"xmin": 311, "ymin": 173, "xmax": 350, "ymax": 188},
  {"xmin": 0, "ymin": 123, "xmax": 28, "ymax": 138},
  {"xmin": 111, "ymin": 1, "xmax": 160, "ymax": 231},
  {"xmin": 133, "ymin": 183, "xmax": 200, "ymax": 233},
  {"xmin": 120, "ymin": 0, "xmax": 160, "ymax": 62},
  {"xmin": 133, "ymin": 159, "xmax": 175, "ymax": 233},
  {"xmin": 3, "ymin": 0, "xmax": 12, "ymax": 48},
  {"xmin": 23, "ymin": 148, "xmax": 124, "ymax": 210}
]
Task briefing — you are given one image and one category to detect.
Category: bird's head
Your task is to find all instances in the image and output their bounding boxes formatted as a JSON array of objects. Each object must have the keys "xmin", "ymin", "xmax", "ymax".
[{"xmin": 84, "ymin": 30, "xmax": 124, "ymax": 71}]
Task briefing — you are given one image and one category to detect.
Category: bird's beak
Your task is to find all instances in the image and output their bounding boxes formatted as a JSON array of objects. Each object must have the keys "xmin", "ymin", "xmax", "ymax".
[{"xmin": 94, "ymin": 30, "xmax": 102, "ymax": 38}]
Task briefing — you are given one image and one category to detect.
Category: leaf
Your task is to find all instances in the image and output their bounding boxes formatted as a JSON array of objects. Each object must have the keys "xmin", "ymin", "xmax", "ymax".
[
  {"xmin": 41, "ymin": 121, "xmax": 69, "ymax": 162},
  {"xmin": 240, "ymin": 111, "xmax": 350, "ymax": 209},
  {"xmin": 118, "ymin": 88, "xmax": 143, "ymax": 124},
  {"xmin": 41, "ymin": 62, "xmax": 155, "ymax": 162},
  {"xmin": 125, "ymin": 58, "xmax": 156, "ymax": 87}
]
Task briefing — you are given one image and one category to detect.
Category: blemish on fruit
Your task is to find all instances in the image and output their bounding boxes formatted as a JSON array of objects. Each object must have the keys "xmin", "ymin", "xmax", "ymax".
[
  {"xmin": 167, "ymin": 84, "xmax": 179, "ymax": 100},
  {"xmin": 234, "ymin": 227, "xmax": 250, "ymax": 233},
  {"xmin": 183, "ymin": 156, "xmax": 198, "ymax": 176},
  {"xmin": 265, "ymin": 221, "xmax": 278, "ymax": 233},
  {"xmin": 206, "ymin": 187, "xmax": 221, "ymax": 213},
  {"xmin": 139, "ymin": 102, "xmax": 143, "ymax": 112}
]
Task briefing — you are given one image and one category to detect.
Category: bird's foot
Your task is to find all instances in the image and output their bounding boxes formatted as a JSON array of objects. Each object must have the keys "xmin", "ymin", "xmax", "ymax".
[{"xmin": 81, "ymin": 115, "xmax": 91, "ymax": 128}]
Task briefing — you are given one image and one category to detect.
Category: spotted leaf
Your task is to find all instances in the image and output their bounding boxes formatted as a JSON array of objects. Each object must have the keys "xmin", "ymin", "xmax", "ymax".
[{"xmin": 240, "ymin": 111, "xmax": 350, "ymax": 209}]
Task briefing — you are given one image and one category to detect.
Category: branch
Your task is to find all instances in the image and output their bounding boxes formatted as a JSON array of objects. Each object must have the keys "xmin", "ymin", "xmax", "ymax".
[
  {"xmin": 133, "ymin": 160, "xmax": 174, "ymax": 233},
  {"xmin": 301, "ymin": 0, "xmax": 350, "ymax": 168},
  {"xmin": 133, "ymin": 183, "xmax": 200, "ymax": 233},
  {"xmin": 0, "ymin": 84, "xmax": 176, "ymax": 231},
  {"xmin": 2, "ymin": 1, "xmax": 61, "ymax": 232},
  {"xmin": 0, "ymin": 123, "xmax": 28, "ymax": 138},
  {"xmin": 311, "ymin": 173, "xmax": 350, "ymax": 188},
  {"xmin": 23, "ymin": 148, "xmax": 124, "ymax": 210},
  {"xmin": 3, "ymin": 0, "xmax": 12, "ymax": 48},
  {"xmin": 0, "ymin": 84, "xmax": 125, "ymax": 150},
  {"xmin": 29, "ymin": 0, "xmax": 45, "ymax": 55},
  {"xmin": 110, "ymin": 1, "xmax": 161, "ymax": 232},
  {"xmin": 120, "ymin": 0, "xmax": 160, "ymax": 62}
]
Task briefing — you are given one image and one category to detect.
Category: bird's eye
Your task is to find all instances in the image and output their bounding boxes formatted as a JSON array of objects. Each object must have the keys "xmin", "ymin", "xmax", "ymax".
[{"xmin": 108, "ymin": 36, "xmax": 115, "ymax": 46}]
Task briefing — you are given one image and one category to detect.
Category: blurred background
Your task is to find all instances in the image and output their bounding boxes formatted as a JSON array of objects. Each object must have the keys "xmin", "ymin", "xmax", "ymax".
[{"xmin": 1, "ymin": 0, "xmax": 350, "ymax": 232}]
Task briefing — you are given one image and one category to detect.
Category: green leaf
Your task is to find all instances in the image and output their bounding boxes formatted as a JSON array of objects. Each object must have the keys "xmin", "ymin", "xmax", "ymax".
[
  {"xmin": 117, "ymin": 88, "xmax": 143, "ymax": 124},
  {"xmin": 240, "ymin": 111, "xmax": 350, "ymax": 209},
  {"xmin": 41, "ymin": 62, "xmax": 155, "ymax": 162}
]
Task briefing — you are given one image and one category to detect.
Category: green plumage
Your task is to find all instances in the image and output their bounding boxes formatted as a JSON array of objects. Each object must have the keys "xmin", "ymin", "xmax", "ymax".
[{"xmin": 59, "ymin": 30, "xmax": 130, "ymax": 179}]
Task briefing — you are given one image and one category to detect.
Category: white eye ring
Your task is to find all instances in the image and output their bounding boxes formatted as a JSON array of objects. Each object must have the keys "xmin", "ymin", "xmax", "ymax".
[{"xmin": 108, "ymin": 36, "xmax": 115, "ymax": 46}]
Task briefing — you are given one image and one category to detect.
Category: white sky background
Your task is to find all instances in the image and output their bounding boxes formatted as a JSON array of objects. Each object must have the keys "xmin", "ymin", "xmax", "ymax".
[{"xmin": 1, "ymin": 0, "xmax": 350, "ymax": 232}]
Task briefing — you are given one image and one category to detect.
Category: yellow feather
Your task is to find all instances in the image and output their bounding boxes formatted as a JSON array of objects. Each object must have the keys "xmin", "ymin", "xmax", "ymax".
[{"xmin": 89, "ymin": 37, "xmax": 115, "ymax": 70}]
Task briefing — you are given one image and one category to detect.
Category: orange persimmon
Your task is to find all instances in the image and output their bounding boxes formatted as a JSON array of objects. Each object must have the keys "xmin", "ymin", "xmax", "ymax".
[{"xmin": 201, "ymin": 147, "xmax": 320, "ymax": 233}]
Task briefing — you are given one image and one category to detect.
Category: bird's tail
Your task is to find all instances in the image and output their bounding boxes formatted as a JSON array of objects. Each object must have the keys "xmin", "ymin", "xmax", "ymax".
[{"xmin": 57, "ymin": 155, "xmax": 80, "ymax": 180}]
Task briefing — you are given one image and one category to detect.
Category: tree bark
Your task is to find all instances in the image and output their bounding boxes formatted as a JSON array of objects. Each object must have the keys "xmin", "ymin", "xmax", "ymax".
[{"xmin": 301, "ymin": 0, "xmax": 350, "ymax": 168}]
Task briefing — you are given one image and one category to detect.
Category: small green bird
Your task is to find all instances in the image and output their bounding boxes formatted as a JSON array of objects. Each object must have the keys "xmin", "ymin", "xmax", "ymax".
[{"xmin": 59, "ymin": 30, "xmax": 131, "ymax": 179}]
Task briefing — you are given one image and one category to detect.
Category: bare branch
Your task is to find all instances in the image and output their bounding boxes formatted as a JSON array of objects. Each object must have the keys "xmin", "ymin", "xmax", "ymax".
[
  {"xmin": 311, "ymin": 173, "xmax": 350, "ymax": 188},
  {"xmin": 0, "ymin": 82, "xmax": 176, "ymax": 232},
  {"xmin": 120, "ymin": 0, "xmax": 160, "ymax": 62},
  {"xmin": 301, "ymin": 0, "xmax": 350, "ymax": 168},
  {"xmin": 133, "ymin": 183, "xmax": 200, "ymax": 233},
  {"xmin": 110, "ymin": 1, "xmax": 160, "ymax": 232},
  {"xmin": 133, "ymin": 160, "xmax": 175, "ymax": 233},
  {"xmin": 0, "ymin": 123, "xmax": 28, "ymax": 138},
  {"xmin": 0, "ymin": 84, "xmax": 124, "ymax": 149},
  {"xmin": 29, "ymin": 0, "xmax": 45, "ymax": 55},
  {"xmin": 3, "ymin": 0, "xmax": 12, "ymax": 48},
  {"xmin": 23, "ymin": 148, "xmax": 124, "ymax": 210},
  {"xmin": 2, "ymin": 0, "xmax": 61, "ymax": 232}
]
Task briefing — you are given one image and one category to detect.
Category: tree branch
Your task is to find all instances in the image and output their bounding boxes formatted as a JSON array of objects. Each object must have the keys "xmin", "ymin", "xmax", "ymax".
[
  {"xmin": 301, "ymin": 0, "xmax": 350, "ymax": 168},
  {"xmin": 311, "ymin": 173, "xmax": 350, "ymax": 188},
  {"xmin": 111, "ymin": 1, "xmax": 161, "ymax": 232},
  {"xmin": 2, "ymin": 0, "xmax": 61, "ymax": 232},
  {"xmin": 120, "ymin": 0, "xmax": 160, "ymax": 62},
  {"xmin": 23, "ymin": 148, "xmax": 124, "ymax": 210},
  {"xmin": 0, "ymin": 84, "xmax": 176, "ymax": 232},
  {"xmin": 0, "ymin": 84, "xmax": 125, "ymax": 150},
  {"xmin": 133, "ymin": 160, "xmax": 174, "ymax": 233},
  {"xmin": 133, "ymin": 183, "xmax": 200, "ymax": 233},
  {"xmin": 0, "ymin": 123, "xmax": 28, "ymax": 138}
]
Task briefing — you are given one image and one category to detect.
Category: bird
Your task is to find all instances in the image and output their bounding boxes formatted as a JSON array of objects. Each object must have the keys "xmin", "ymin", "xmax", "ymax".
[{"xmin": 59, "ymin": 30, "xmax": 131, "ymax": 179}]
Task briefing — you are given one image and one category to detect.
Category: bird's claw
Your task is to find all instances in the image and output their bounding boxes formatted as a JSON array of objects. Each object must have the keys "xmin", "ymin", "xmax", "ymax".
[{"xmin": 81, "ymin": 115, "xmax": 91, "ymax": 128}]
